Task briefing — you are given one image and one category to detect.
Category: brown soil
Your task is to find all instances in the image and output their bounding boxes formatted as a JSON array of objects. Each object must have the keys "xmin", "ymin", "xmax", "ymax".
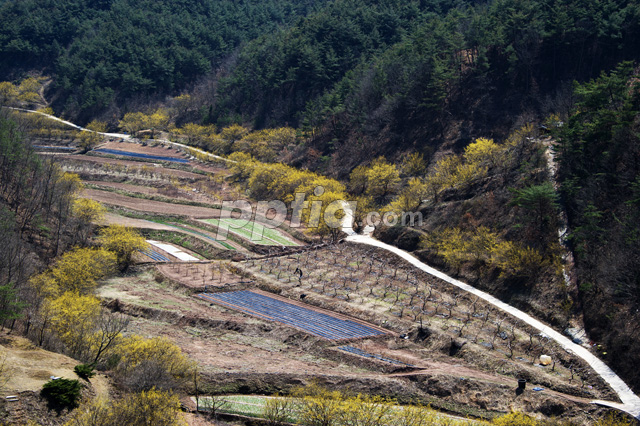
[
  {"xmin": 82, "ymin": 188, "xmax": 221, "ymax": 218},
  {"xmin": 156, "ymin": 263, "xmax": 247, "ymax": 289},
  {"xmin": 99, "ymin": 271, "xmax": 361, "ymax": 377},
  {"xmin": 100, "ymin": 212, "xmax": 175, "ymax": 230},
  {"xmin": 95, "ymin": 266, "xmax": 610, "ymax": 423},
  {"xmin": 0, "ymin": 333, "xmax": 112, "ymax": 425},
  {"xmin": 99, "ymin": 141, "xmax": 186, "ymax": 159},
  {"xmin": 86, "ymin": 180, "xmax": 226, "ymax": 211},
  {"xmin": 0, "ymin": 333, "xmax": 107, "ymax": 396},
  {"xmin": 87, "ymin": 180, "xmax": 164, "ymax": 196},
  {"xmin": 183, "ymin": 412, "xmax": 229, "ymax": 426}
]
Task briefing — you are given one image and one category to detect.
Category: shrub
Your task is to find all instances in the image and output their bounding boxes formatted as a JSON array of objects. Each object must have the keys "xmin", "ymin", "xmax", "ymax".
[
  {"xmin": 65, "ymin": 389, "xmax": 186, "ymax": 426},
  {"xmin": 116, "ymin": 336, "xmax": 195, "ymax": 391},
  {"xmin": 74, "ymin": 363, "xmax": 96, "ymax": 381},
  {"xmin": 41, "ymin": 378, "xmax": 82, "ymax": 411},
  {"xmin": 594, "ymin": 413, "xmax": 634, "ymax": 426}
]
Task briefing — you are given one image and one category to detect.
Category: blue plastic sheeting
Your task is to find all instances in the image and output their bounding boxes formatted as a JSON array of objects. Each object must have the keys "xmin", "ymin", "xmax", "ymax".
[
  {"xmin": 338, "ymin": 345, "xmax": 414, "ymax": 367},
  {"xmin": 198, "ymin": 291, "xmax": 387, "ymax": 340},
  {"xmin": 139, "ymin": 248, "xmax": 170, "ymax": 262},
  {"xmin": 93, "ymin": 148, "xmax": 189, "ymax": 163}
]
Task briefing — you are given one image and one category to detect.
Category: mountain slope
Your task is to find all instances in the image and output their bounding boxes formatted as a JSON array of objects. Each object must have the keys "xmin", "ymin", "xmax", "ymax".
[
  {"xmin": 212, "ymin": 0, "xmax": 640, "ymax": 174},
  {"xmin": 0, "ymin": 0, "xmax": 326, "ymax": 121}
]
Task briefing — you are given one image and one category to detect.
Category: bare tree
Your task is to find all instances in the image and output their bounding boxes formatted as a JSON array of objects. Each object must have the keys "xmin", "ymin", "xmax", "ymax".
[
  {"xmin": 200, "ymin": 394, "xmax": 230, "ymax": 420},
  {"xmin": 92, "ymin": 310, "xmax": 130, "ymax": 364},
  {"xmin": 263, "ymin": 395, "xmax": 293, "ymax": 425}
]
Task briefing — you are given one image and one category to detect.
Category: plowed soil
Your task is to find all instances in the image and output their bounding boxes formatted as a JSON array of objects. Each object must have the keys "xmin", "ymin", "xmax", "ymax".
[
  {"xmin": 86, "ymin": 181, "xmax": 224, "ymax": 207},
  {"xmin": 83, "ymin": 188, "xmax": 220, "ymax": 218},
  {"xmin": 99, "ymin": 141, "xmax": 186, "ymax": 159},
  {"xmin": 98, "ymin": 267, "xmax": 601, "ymax": 420}
]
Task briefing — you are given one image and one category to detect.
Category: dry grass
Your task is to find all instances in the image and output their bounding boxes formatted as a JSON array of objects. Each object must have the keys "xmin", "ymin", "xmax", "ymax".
[{"xmin": 0, "ymin": 333, "xmax": 109, "ymax": 397}]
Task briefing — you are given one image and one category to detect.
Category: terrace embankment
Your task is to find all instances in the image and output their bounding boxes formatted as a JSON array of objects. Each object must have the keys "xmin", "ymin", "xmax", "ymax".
[{"xmin": 96, "ymin": 265, "xmax": 613, "ymax": 423}]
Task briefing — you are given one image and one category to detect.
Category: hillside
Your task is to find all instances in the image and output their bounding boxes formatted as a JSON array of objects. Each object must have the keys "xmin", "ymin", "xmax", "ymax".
[
  {"xmin": 2, "ymin": 0, "xmax": 640, "ymax": 424},
  {"xmin": 0, "ymin": 0, "xmax": 326, "ymax": 121},
  {"xmin": 212, "ymin": 0, "xmax": 640, "ymax": 175}
]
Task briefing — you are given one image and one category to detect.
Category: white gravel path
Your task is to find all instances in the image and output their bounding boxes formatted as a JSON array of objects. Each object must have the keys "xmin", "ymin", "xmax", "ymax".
[
  {"xmin": 342, "ymin": 216, "xmax": 640, "ymax": 418},
  {"xmin": 5, "ymin": 107, "xmax": 233, "ymax": 163}
]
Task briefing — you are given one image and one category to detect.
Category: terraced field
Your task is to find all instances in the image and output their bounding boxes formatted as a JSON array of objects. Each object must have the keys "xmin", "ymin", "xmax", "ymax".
[
  {"xmin": 93, "ymin": 147, "xmax": 189, "ymax": 163},
  {"xmin": 202, "ymin": 218, "xmax": 298, "ymax": 246},
  {"xmin": 196, "ymin": 395, "xmax": 490, "ymax": 426},
  {"xmin": 197, "ymin": 290, "xmax": 387, "ymax": 340},
  {"xmin": 338, "ymin": 345, "xmax": 414, "ymax": 367}
]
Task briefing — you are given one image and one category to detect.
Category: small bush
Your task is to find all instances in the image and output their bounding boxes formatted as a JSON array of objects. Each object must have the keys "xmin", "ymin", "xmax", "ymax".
[
  {"xmin": 493, "ymin": 412, "xmax": 540, "ymax": 425},
  {"xmin": 41, "ymin": 378, "xmax": 82, "ymax": 410},
  {"xmin": 74, "ymin": 363, "xmax": 96, "ymax": 381}
]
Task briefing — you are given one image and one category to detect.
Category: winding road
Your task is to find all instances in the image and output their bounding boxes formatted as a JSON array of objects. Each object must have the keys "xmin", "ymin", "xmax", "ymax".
[
  {"xmin": 5, "ymin": 107, "xmax": 233, "ymax": 163},
  {"xmin": 341, "ymin": 214, "xmax": 640, "ymax": 418}
]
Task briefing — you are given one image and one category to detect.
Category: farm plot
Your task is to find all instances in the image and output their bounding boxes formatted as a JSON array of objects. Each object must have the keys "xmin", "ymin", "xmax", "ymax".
[
  {"xmin": 148, "ymin": 240, "xmax": 199, "ymax": 261},
  {"xmin": 195, "ymin": 395, "xmax": 490, "ymax": 426},
  {"xmin": 157, "ymin": 261, "xmax": 243, "ymax": 289},
  {"xmin": 82, "ymin": 188, "xmax": 222, "ymax": 217},
  {"xmin": 197, "ymin": 290, "xmax": 388, "ymax": 340},
  {"xmin": 139, "ymin": 247, "xmax": 170, "ymax": 262},
  {"xmin": 202, "ymin": 218, "xmax": 298, "ymax": 246},
  {"xmin": 338, "ymin": 345, "xmax": 415, "ymax": 367},
  {"xmin": 240, "ymin": 245, "xmax": 608, "ymax": 393},
  {"xmin": 159, "ymin": 221, "xmax": 236, "ymax": 250},
  {"xmin": 93, "ymin": 148, "xmax": 189, "ymax": 163}
]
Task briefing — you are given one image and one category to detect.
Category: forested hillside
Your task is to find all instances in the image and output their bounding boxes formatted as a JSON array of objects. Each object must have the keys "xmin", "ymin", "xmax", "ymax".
[
  {"xmin": 212, "ymin": 0, "xmax": 640, "ymax": 174},
  {"xmin": 556, "ymin": 62, "xmax": 640, "ymax": 394},
  {"xmin": 2, "ymin": 0, "xmax": 639, "ymax": 146},
  {"xmin": 0, "ymin": 111, "xmax": 93, "ymax": 331},
  {"xmin": 0, "ymin": 0, "xmax": 324, "ymax": 120}
]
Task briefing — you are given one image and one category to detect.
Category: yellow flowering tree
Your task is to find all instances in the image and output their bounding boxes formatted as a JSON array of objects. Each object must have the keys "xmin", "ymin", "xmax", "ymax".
[
  {"xmin": 48, "ymin": 291, "xmax": 101, "ymax": 358},
  {"xmin": 65, "ymin": 389, "xmax": 187, "ymax": 426},
  {"xmin": 50, "ymin": 248, "xmax": 116, "ymax": 294},
  {"xmin": 97, "ymin": 225, "xmax": 148, "ymax": 271}
]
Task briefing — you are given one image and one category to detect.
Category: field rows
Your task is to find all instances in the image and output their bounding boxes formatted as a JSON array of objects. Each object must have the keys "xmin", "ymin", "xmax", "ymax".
[
  {"xmin": 197, "ymin": 290, "xmax": 387, "ymax": 340},
  {"xmin": 240, "ymin": 246, "xmax": 584, "ymax": 384},
  {"xmin": 139, "ymin": 248, "xmax": 170, "ymax": 262}
]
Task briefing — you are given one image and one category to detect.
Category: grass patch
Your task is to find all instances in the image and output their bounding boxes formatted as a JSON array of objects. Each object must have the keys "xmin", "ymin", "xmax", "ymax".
[
  {"xmin": 106, "ymin": 208, "xmax": 237, "ymax": 251},
  {"xmin": 203, "ymin": 218, "xmax": 298, "ymax": 246}
]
